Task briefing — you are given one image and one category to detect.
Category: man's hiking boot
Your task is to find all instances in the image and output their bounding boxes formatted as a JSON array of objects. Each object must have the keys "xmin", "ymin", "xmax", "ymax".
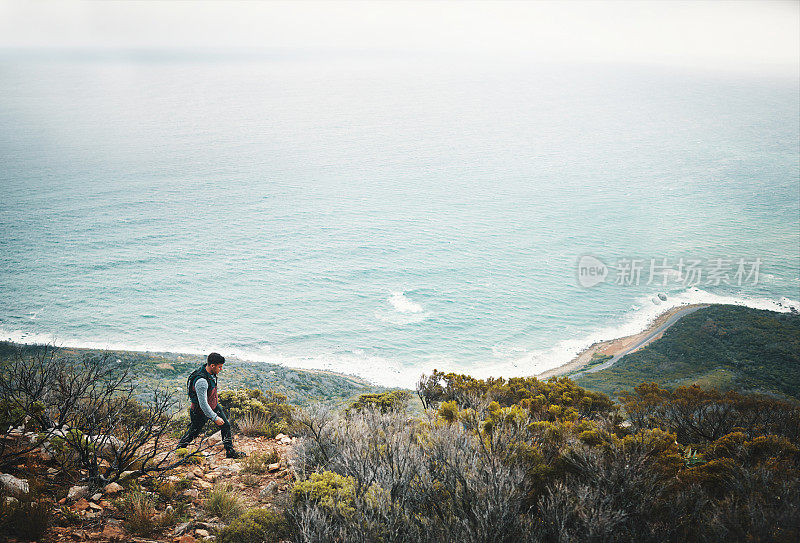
[{"xmin": 226, "ymin": 449, "xmax": 247, "ymax": 459}]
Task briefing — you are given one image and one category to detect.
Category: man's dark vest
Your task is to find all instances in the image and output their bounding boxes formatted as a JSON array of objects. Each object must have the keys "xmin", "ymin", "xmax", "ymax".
[{"xmin": 187, "ymin": 365, "xmax": 219, "ymax": 412}]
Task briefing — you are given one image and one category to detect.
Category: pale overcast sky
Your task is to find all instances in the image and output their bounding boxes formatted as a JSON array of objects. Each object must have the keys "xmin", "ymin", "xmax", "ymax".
[{"xmin": 0, "ymin": 1, "xmax": 797, "ymax": 74}]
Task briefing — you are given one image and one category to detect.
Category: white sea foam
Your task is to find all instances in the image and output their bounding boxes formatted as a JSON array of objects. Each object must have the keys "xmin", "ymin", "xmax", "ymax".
[
  {"xmin": 374, "ymin": 291, "xmax": 428, "ymax": 326},
  {"xmin": 388, "ymin": 291, "xmax": 423, "ymax": 313},
  {"xmin": 2, "ymin": 289, "xmax": 797, "ymax": 390}
]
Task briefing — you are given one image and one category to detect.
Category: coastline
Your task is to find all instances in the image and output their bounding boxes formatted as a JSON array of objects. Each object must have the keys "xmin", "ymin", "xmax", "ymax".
[
  {"xmin": 536, "ymin": 303, "xmax": 709, "ymax": 379},
  {"xmin": 3, "ymin": 298, "xmax": 796, "ymax": 388}
]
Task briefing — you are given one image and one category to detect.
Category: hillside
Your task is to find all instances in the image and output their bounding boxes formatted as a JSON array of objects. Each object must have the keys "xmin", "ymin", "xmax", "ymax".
[
  {"xmin": 2, "ymin": 327, "xmax": 798, "ymax": 542},
  {"xmin": 574, "ymin": 304, "xmax": 800, "ymax": 399},
  {"xmin": 0, "ymin": 341, "xmax": 391, "ymax": 408}
]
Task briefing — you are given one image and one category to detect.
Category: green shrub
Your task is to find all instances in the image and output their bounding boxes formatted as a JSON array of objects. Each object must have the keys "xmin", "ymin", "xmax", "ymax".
[
  {"xmin": 350, "ymin": 390, "xmax": 410, "ymax": 412},
  {"xmin": 242, "ymin": 449, "xmax": 280, "ymax": 474},
  {"xmin": 175, "ymin": 447, "xmax": 202, "ymax": 464},
  {"xmin": 292, "ymin": 471, "xmax": 357, "ymax": 519},
  {"xmin": 218, "ymin": 388, "xmax": 294, "ymax": 436},
  {"xmin": 217, "ymin": 508, "xmax": 290, "ymax": 543},
  {"xmin": 155, "ymin": 481, "xmax": 177, "ymax": 500},
  {"xmin": 204, "ymin": 483, "xmax": 246, "ymax": 521},
  {"xmin": 174, "ymin": 477, "xmax": 193, "ymax": 492},
  {"xmin": 0, "ymin": 399, "xmax": 43, "ymax": 432},
  {"xmin": 437, "ymin": 400, "xmax": 459, "ymax": 423}
]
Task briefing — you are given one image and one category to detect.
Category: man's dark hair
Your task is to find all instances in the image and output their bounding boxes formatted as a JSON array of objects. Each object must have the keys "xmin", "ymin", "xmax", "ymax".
[{"xmin": 207, "ymin": 352, "xmax": 225, "ymax": 365}]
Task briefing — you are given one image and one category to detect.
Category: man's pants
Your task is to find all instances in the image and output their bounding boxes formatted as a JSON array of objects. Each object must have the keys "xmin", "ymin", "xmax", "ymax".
[{"xmin": 177, "ymin": 405, "xmax": 234, "ymax": 452}]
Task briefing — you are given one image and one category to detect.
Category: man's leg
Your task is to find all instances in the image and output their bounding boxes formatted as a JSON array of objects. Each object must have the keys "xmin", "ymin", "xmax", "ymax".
[
  {"xmin": 213, "ymin": 405, "xmax": 234, "ymax": 453},
  {"xmin": 177, "ymin": 408, "xmax": 206, "ymax": 449}
]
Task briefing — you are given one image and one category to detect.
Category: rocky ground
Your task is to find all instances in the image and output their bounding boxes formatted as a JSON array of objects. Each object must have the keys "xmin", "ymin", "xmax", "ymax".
[{"xmin": 1, "ymin": 434, "xmax": 296, "ymax": 543}]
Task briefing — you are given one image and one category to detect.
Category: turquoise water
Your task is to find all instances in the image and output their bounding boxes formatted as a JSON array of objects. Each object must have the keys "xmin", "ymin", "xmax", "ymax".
[{"xmin": 1, "ymin": 54, "xmax": 798, "ymax": 386}]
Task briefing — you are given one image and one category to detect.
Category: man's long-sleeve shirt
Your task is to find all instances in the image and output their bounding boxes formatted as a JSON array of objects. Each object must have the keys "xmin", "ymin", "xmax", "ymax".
[{"xmin": 193, "ymin": 377, "xmax": 221, "ymax": 423}]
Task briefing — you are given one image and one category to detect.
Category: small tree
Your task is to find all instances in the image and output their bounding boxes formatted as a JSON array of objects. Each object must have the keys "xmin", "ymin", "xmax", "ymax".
[{"xmin": 0, "ymin": 344, "xmax": 209, "ymax": 489}]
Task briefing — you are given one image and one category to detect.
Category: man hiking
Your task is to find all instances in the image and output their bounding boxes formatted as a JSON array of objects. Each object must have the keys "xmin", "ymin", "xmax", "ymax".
[{"xmin": 177, "ymin": 352, "xmax": 247, "ymax": 458}]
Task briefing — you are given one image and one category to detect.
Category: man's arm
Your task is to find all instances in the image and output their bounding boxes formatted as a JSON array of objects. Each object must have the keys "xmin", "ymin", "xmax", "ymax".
[{"xmin": 194, "ymin": 378, "xmax": 221, "ymax": 423}]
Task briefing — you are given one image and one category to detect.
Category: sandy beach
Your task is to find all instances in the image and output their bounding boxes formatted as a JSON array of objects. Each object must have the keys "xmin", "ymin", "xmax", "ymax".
[{"xmin": 537, "ymin": 303, "xmax": 710, "ymax": 379}]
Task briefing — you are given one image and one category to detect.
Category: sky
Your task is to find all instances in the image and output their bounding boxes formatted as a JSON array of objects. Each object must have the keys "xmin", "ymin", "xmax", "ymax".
[{"xmin": 0, "ymin": 0, "xmax": 798, "ymax": 74}]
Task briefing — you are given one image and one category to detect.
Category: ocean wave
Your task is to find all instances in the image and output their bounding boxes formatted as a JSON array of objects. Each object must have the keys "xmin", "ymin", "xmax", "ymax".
[
  {"xmin": 2, "ymin": 288, "xmax": 797, "ymax": 390},
  {"xmin": 388, "ymin": 291, "xmax": 423, "ymax": 313}
]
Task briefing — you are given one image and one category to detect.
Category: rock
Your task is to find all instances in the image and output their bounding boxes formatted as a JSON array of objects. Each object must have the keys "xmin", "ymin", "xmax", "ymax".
[
  {"xmin": 173, "ymin": 521, "xmax": 193, "ymax": 536},
  {"xmin": 275, "ymin": 433, "xmax": 287, "ymax": 440},
  {"xmin": 89, "ymin": 434, "xmax": 124, "ymax": 454},
  {"xmin": 195, "ymin": 528, "xmax": 209, "ymax": 537},
  {"xmin": 267, "ymin": 462, "xmax": 280, "ymax": 472},
  {"xmin": 208, "ymin": 433, "xmax": 223, "ymax": 445},
  {"xmin": 101, "ymin": 523, "xmax": 126, "ymax": 541},
  {"xmin": 182, "ymin": 489, "xmax": 199, "ymax": 499},
  {"xmin": 198, "ymin": 480, "xmax": 212, "ymax": 490},
  {"xmin": 194, "ymin": 520, "xmax": 224, "ymax": 531},
  {"xmin": 91, "ymin": 493, "xmax": 103, "ymax": 501},
  {"xmin": 658, "ymin": 293, "xmax": 667, "ymax": 301},
  {"xmin": 280, "ymin": 436, "xmax": 292, "ymax": 445},
  {"xmin": 4, "ymin": 496, "xmax": 19, "ymax": 506},
  {"xmin": 260, "ymin": 481, "xmax": 278, "ymax": 498},
  {"xmin": 104, "ymin": 482, "xmax": 124, "ymax": 494},
  {"xmin": 73, "ymin": 498, "xmax": 91, "ymax": 511},
  {"xmin": 68, "ymin": 485, "xmax": 89, "ymax": 500},
  {"xmin": 0, "ymin": 473, "xmax": 29, "ymax": 497},
  {"xmin": 216, "ymin": 464, "xmax": 241, "ymax": 475},
  {"xmin": 88, "ymin": 501, "xmax": 103, "ymax": 511},
  {"xmin": 48, "ymin": 427, "xmax": 67, "ymax": 438},
  {"xmin": 176, "ymin": 535, "xmax": 197, "ymax": 543},
  {"xmin": 191, "ymin": 467, "xmax": 204, "ymax": 478}
]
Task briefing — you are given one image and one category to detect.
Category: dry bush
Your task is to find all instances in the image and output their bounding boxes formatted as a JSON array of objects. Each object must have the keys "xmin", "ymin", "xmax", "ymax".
[
  {"xmin": 238, "ymin": 411, "xmax": 271, "ymax": 437},
  {"xmin": 205, "ymin": 483, "xmax": 246, "ymax": 521},
  {"xmin": 117, "ymin": 491, "xmax": 158, "ymax": 536}
]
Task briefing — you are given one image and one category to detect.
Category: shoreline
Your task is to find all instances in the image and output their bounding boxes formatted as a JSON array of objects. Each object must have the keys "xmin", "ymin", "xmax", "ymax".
[
  {"xmin": 3, "ymin": 299, "xmax": 796, "ymax": 388},
  {"xmin": 2, "ymin": 303, "xmax": 712, "ymax": 386},
  {"xmin": 536, "ymin": 303, "xmax": 709, "ymax": 379}
]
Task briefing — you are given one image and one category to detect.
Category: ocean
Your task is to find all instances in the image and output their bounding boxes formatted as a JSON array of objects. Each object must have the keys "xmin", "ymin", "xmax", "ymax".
[{"xmin": 1, "ymin": 52, "xmax": 798, "ymax": 387}]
